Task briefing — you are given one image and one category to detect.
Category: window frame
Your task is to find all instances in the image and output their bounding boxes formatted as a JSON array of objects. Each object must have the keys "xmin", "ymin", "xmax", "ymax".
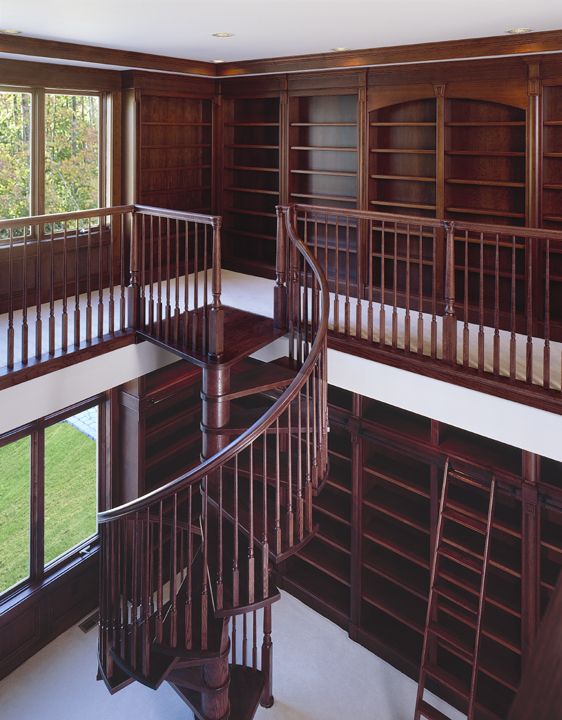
[
  {"xmin": 0, "ymin": 85, "xmax": 108, "ymax": 220},
  {"xmin": 0, "ymin": 394, "xmax": 106, "ymax": 603}
]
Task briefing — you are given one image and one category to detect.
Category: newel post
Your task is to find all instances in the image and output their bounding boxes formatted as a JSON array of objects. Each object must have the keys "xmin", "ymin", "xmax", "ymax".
[
  {"xmin": 208, "ymin": 217, "xmax": 224, "ymax": 360},
  {"xmin": 126, "ymin": 209, "xmax": 141, "ymax": 330},
  {"xmin": 274, "ymin": 205, "xmax": 288, "ymax": 331},
  {"xmin": 443, "ymin": 220, "xmax": 457, "ymax": 364}
]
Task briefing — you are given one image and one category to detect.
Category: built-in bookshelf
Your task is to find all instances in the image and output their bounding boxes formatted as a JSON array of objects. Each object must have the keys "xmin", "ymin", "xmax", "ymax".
[
  {"xmin": 289, "ymin": 94, "xmax": 358, "ymax": 209},
  {"xmin": 275, "ymin": 388, "xmax": 562, "ymax": 720},
  {"xmin": 369, "ymin": 99, "xmax": 437, "ymax": 218},
  {"xmin": 542, "ymin": 85, "xmax": 562, "ymax": 229},
  {"xmin": 139, "ymin": 95, "xmax": 213, "ymax": 212},
  {"xmin": 222, "ymin": 96, "xmax": 281, "ymax": 276},
  {"xmin": 444, "ymin": 99, "xmax": 526, "ymax": 226}
]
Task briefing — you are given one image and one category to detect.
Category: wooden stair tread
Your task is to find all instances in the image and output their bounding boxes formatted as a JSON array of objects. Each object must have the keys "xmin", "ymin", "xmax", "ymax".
[
  {"xmin": 109, "ymin": 639, "xmax": 178, "ymax": 690},
  {"xmin": 222, "ymin": 358, "xmax": 295, "ymax": 400},
  {"xmin": 169, "ymin": 664, "xmax": 265, "ymax": 720},
  {"xmin": 203, "ymin": 395, "xmax": 311, "ymax": 436},
  {"xmin": 138, "ymin": 306, "xmax": 284, "ymax": 369}
]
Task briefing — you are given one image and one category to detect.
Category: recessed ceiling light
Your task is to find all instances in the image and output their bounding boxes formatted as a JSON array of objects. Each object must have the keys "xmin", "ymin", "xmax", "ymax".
[
  {"xmin": 213, "ymin": 59, "xmax": 225, "ymax": 64},
  {"xmin": 332, "ymin": 47, "xmax": 349, "ymax": 52},
  {"xmin": 212, "ymin": 32, "xmax": 234, "ymax": 38},
  {"xmin": 506, "ymin": 27, "xmax": 533, "ymax": 34},
  {"xmin": 0, "ymin": 29, "xmax": 21, "ymax": 35}
]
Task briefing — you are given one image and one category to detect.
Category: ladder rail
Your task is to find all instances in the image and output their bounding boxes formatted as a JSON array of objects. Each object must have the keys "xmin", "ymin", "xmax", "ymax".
[
  {"xmin": 467, "ymin": 476, "xmax": 496, "ymax": 720},
  {"xmin": 414, "ymin": 459, "xmax": 450, "ymax": 718}
]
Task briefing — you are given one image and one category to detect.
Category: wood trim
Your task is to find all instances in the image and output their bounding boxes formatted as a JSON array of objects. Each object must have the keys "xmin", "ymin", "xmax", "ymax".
[
  {"xmin": 217, "ymin": 30, "xmax": 562, "ymax": 77},
  {"xmin": 0, "ymin": 35, "xmax": 216, "ymax": 77},
  {"xmin": 0, "ymin": 58, "xmax": 121, "ymax": 91},
  {"xmin": 2, "ymin": 30, "xmax": 562, "ymax": 82}
]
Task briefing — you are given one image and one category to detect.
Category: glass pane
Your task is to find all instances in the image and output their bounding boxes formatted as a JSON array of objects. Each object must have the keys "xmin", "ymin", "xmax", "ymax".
[
  {"xmin": 44, "ymin": 407, "xmax": 98, "ymax": 566},
  {"xmin": 0, "ymin": 91, "xmax": 32, "ymax": 225},
  {"xmin": 45, "ymin": 93, "xmax": 100, "ymax": 215},
  {"xmin": 0, "ymin": 436, "xmax": 30, "ymax": 594}
]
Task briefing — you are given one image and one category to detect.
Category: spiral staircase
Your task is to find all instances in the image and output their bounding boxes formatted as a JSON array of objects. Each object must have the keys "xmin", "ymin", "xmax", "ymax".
[{"xmin": 96, "ymin": 205, "xmax": 329, "ymax": 719}]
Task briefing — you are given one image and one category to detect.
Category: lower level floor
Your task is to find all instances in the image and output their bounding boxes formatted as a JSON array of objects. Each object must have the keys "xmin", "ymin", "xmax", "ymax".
[{"xmin": 0, "ymin": 590, "xmax": 462, "ymax": 720}]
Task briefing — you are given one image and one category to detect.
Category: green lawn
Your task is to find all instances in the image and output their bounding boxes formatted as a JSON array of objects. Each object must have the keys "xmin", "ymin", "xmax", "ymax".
[{"xmin": 0, "ymin": 422, "xmax": 97, "ymax": 593}]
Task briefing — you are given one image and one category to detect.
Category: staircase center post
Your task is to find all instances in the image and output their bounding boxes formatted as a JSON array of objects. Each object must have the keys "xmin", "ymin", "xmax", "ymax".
[{"xmin": 200, "ymin": 363, "xmax": 231, "ymax": 719}]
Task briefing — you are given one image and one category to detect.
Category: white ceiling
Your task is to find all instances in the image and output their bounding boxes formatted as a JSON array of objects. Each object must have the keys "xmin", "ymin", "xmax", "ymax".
[{"xmin": 1, "ymin": 0, "xmax": 561, "ymax": 64}]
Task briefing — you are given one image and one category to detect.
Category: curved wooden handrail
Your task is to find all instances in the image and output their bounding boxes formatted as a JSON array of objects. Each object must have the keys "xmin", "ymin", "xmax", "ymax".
[{"xmin": 98, "ymin": 205, "xmax": 328, "ymax": 523}]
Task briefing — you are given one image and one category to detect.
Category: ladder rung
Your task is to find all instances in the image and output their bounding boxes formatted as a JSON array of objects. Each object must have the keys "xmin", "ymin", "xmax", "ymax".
[
  {"xmin": 443, "ymin": 506, "xmax": 487, "ymax": 534},
  {"xmin": 439, "ymin": 570, "xmax": 479, "ymax": 600},
  {"xmin": 418, "ymin": 700, "xmax": 453, "ymax": 720},
  {"xmin": 449, "ymin": 470, "xmax": 489, "ymax": 491},
  {"xmin": 439, "ymin": 542, "xmax": 483, "ymax": 573},
  {"xmin": 434, "ymin": 582, "xmax": 478, "ymax": 617},
  {"xmin": 428, "ymin": 621, "xmax": 474, "ymax": 663},
  {"xmin": 424, "ymin": 663, "xmax": 470, "ymax": 701}
]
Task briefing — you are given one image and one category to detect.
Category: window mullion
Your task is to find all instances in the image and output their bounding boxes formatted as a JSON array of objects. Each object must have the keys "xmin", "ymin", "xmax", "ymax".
[
  {"xmin": 31, "ymin": 88, "xmax": 45, "ymax": 217},
  {"xmin": 30, "ymin": 427, "xmax": 45, "ymax": 580}
]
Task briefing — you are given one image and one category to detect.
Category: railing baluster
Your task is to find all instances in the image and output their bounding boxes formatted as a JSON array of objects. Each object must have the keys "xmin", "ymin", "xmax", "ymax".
[
  {"xmin": 463, "ymin": 230, "xmax": 469, "ymax": 367},
  {"xmin": 333, "ymin": 215, "xmax": 340, "ymax": 333},
  {"xmin": 35, "ymin": 222, "xmax": 42, "ymax": 359},
  {"xmin": 392, "ymin": 223, "xmax": 398, "ymax": 348},
  {"xmin": 368, "ymin": 220, "xmax": 373, "ymax": 342},
  {"xmin": 157, "ymin": 216, "xmax": 163, "ymax": 338},
  {"xmin": 7, "ymin": 228, "xmax": 14, "ymax": 368},
  {"xmin": 248, "ymin": 443, "xmax": 255, "ymax": 605},
  {"xmin": 405, "ymin": 223, "xmax": 411, "ymax": 352},
  {"xmin": 345, "ymin": 218, "xmax": 351, "ymax": 335},
  {"xmin": 165, "ymin": 216, "xmax": 171, "ymax": 344},
  {"xmin": 380, "ymin": 220, "xmax": 386, "ymax": 346},
  {"xmin": 431, "ymin": 227, "xmax": 437, "ymax": 359},
  {"xmin": 417, "ymin": 225, "xmax": 423, "ymax": 355},
  {"xmin": 74, "ymin": 218, "xmax": 80, "ymax": 348},
  {"xmin": 98, "ymin": 216, "xmax": 104, "ymax": 339},
  {"xmin": 61, "ymin": 221, "xmax": 68, "ymax": 352},
  {"xmin": 216, "ymin": 466, "xmax": 224, "ymax": 611},
  {"xmin": 493, "ymin": 233, "xmax": 500, "ymax": 375},
  {"xmin": 149, "ymin": 215, "xmax": 154, "ymax": 334},
  {"xmin": 510, "ymin": 234, "xmax": 517, "ymax": 380},
  {"xmin": 262, "ymin": 433, "xmax": 269, "ymax": 599},
  {"xmin": 478, "ymin": 232, "xmax": 485, "ymax": 371},
  {"xmin": 544, "ymin": 237, "xmax": 551, "ymax": 389},
  {"xmin": 86, "ymin": 218, "xmax": 92, "ymax": 342},
  {"xmin": 174, "ymin": 218, "xmax": 180, "ymax": 343},
  {"xmin": 47, "ymin": 224, "xmax": 55, "ymax": 356},
  {"xmin": 233, "ymin": 454, "xmax": 239, "ymax": 607},
  {"xmin": 21, "ymin": 221, "xmax": 29, "ymax": 363}
]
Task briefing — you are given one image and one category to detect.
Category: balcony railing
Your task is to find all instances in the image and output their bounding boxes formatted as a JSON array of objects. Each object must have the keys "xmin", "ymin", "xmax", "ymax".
[
  {"xmin": 280, "ymin": 204, "xmax": 562, "ymax": 403},
  {"xmin": 0, "ymin": 205, "xmax": 222, "ymax": 382}
]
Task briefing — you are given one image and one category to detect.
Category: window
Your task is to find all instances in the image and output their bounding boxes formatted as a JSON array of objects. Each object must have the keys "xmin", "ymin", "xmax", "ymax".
[
  {"xmin": 45, "ymin": 93, "xmax": 100, "ymax": 215},
  {"xmin": 0, "ymin": 88, "xmax": 104, "ymax": 223},
  {"xmin": 0, "ymin": 400, "xmax": 101, "ymax": 597},
  {"xmin": 0, "ymin": 90, "xmax": 32, "ymax": 221}
]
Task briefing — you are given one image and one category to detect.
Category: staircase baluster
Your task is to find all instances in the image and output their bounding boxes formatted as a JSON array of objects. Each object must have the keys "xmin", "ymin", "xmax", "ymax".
[
  {"xmin": 417, "ymin": 225, "xmax": 424, "ymax": 354},
  {"xmin": 157, "ymin": 216, "xmax": 163, "ymax": 337},
  {"xmin": 185, "ymin": 485, "xmax": 193, "ymax": 650},
  {"xmin": 248, "ymin": 443, "xmax": 255, "ymax": 605},
  {"xmin": 262, "ymin": 433, "xmax": 269, "ymax": 599},
  {"xmin": 143, "ymin": 507, "xmax": 151, "ymax": 677},
  {"xmin": 170, "ymin": 493, "xmax": 178, "ymax": 648},
  {"xmin": 216, "ymin": 466, "xmax": 224, "ymax": 611},
  {"xmin": 201, "ymin": 476, "xmax": 209, "ymax": 650},
  {"xmin": 174, "ymin": 218, "xmax": 180, "ymax": 343},
  {"xmin": 119, "ymin": 518, "xmax": 127, "ymax": 659},
  {"xmin": 286, "ymin": 407, "xmax": 294, "ymax": 548},
  {"xmin": 252, "ymin": 610, "xmax": 258, "ymax": 669},
  {"xmin": 203, "ymin": 224, "xmax": 208, "ymax": 353},
  {"xmin": 184, "ymin": 220, "xmax": 190, "ymax": 345},
  {"xmin": 275, "ymin": 419, "xmax": 282, "ymax": 556},
  {"xmin": 193, "ymin": 223, "xmax": 199, "ymax": 351},
  {"xmin": 156, "ymin": 500, "xmax": 164, "ymax": 644},
  {"xmin": 20, "ymin": 220, "xmax": 29, "ymax": 363},
  {"xmin": 305, "ymin": 376, "xmax": 313, "ymax": 532},
  {"xmin": 297, "ymin": 384, "xmax": 304, "ymax": 542},
  {"xmin": 165, "ymin": 216, "xmax": 171, "ymax": 344},
  {"xmin": 242, "ymin": 612, "xmax": 248, "ymax": 667},
  {"xmin": 131, "ymin": 515, "xmax": 138, "ymax": 670},
  {"xmin": 149, "ymin": 215, "xmax": 154, "ymax": 334},
  {"xmin": 261, "ymin": 605, "xmax": 274, "ymax": 708},
  {"xmin": 233, "ymin": 454, "xmax": 240, "ymax": 607}
]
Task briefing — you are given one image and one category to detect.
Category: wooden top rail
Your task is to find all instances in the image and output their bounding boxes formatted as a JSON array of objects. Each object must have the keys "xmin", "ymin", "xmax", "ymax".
[
  {"xmin": 0, "ymin": 204, "xmax": 134, "ymax": 230},
  {"xmin": 134, "ymin": 204, "xmax": 221, "ymax": 227},
  {"xmin": 98, "ymin": 205, "xmax": 328, "ymax": 523},
  {"xmin": 294, "ymin": 203, "xmax": 562, "ymax": 241}
]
